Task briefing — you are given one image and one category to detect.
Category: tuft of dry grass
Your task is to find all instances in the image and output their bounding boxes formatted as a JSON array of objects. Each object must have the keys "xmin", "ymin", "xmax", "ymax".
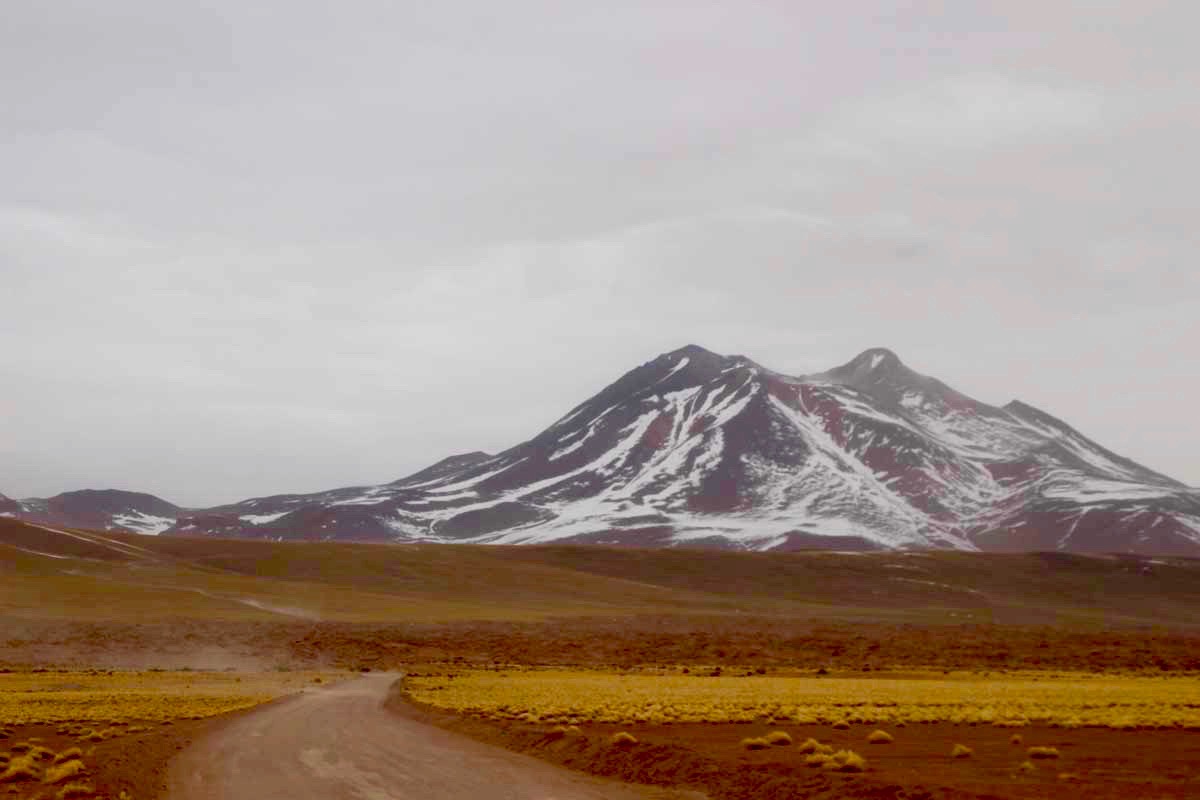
[
  {"xmin": 826, "ymin": 749, "xmax": 867, "ymax": 773},
  {"xmin": 30, "ymin": 745, "xmax": 55, "ymax": 761},
  {"xmin": 608, "ymin": 731, "xmax": 638, "ymax": 747},
  {"xmin": 867, "ymin": 730, "xmax": 894, "ymax": 744},
  {"xmin": 741, "ymin": 737, "xmax": 771, "ymax": 750},
  {"xmin": 765, "ymin": 730, "xmax": 792, "ymax": 746},
  {"xmin": 57, "ymin": 781, "xmax": 95, "ymax": 799},
  {"xmin": 951, "ymin": 743, "xmax": 973, "ymax": 759},
  {"xmin": 1027, "ymin": 746, "xmax": 1060, "ymax": 759},
  {"xmin": 0, "ymin": 753, "xmax": 41, "ymax": 783},
  {"xmin": 52, "ymin": 749, "xmax": 83, "ymax": 765},
  {"xmin": 797, "ymin": 738, "xmax": 832, "ymax": 755},
  {"xmin": 43, "ymin": 759, "xmax": 86, "ymax": 785}
]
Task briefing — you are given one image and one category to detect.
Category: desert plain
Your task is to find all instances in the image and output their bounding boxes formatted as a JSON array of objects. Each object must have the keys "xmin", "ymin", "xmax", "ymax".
[{"xmin": 2, "ymin": 516, "xmax": 1199, "ymax": 799}]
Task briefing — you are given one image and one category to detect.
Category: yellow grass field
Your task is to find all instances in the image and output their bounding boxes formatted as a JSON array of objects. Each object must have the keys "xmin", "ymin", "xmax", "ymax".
[
  {"xmin": 405, "ymin": 669, "xmax": 1200, "ymax": 729},
  {"xmin": 0, "ymin": 670, "xmax": 334, "ymax": 725}
]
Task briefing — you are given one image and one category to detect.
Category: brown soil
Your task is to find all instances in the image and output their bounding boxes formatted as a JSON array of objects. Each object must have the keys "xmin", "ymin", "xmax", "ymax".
[
  {"xmin": 0, "ymin": 717, "xmax": 208, "ymax": 800},
  {"xmin": 6, "ymin": 617, "xmax": 1199, "ymax": 675},
  {"xmin": 393, "ymin": 690, "xmax": 1200, "ymax": 800}
]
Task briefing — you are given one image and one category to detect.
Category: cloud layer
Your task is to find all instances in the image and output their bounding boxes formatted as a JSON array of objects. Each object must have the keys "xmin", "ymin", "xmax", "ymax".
[{"xmin": 3, "ymin": 1, "xmax": 1198, "ymax": 504}]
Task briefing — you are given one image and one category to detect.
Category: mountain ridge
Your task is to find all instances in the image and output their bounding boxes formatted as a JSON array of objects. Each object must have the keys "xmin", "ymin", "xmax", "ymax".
[{"xmin": 5, "ymin": 346, "xmax": 1198, "ymax": 555}]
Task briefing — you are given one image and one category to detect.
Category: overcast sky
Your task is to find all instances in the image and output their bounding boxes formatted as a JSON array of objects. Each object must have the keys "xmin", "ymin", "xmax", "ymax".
[{"xmin": 2, "ymin": 1, "xmax": 1197, "ymax": 506}]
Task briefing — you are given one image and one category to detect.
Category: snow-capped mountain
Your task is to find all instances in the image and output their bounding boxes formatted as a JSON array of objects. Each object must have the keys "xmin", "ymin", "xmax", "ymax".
[
  {"xmin": 165, "ymin": 346, "xmax": 1200, "ymax": 556},
  {"xmin": 5, "ymin": 489, "xmax": 181, "ymax": 535}
]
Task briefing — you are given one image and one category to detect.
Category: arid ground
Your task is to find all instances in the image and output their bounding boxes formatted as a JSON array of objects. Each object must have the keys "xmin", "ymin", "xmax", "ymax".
[{"xmin": 2, "ymin": 517, "xmax": 1198, "ymax": 799}]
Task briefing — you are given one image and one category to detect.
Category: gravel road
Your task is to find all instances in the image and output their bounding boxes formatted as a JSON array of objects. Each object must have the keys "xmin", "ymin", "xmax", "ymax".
[{"xmin": 169, "ymin": 673, "xmax": 703, "ymax": 800}]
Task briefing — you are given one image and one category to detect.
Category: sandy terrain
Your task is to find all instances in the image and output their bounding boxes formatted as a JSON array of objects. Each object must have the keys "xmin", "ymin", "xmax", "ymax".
[{"xmin": 168, "ymin": 673, "xmax": 701, "ymax": 800}]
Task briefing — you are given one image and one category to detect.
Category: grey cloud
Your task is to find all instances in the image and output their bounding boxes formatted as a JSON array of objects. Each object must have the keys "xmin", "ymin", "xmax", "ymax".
[{"xmin": 2, "ymin": 1, "xmax": 1198, "ymax": 505}]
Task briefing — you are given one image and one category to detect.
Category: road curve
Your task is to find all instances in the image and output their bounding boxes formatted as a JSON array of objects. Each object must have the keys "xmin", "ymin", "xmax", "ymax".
[{"xmin": 169, "ymin": 674, "xmax": 702, "ymax": 800}]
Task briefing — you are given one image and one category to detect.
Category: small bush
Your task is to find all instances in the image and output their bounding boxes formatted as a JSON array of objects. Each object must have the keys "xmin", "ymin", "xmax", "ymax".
[
  {"xmin": 563, "ymin": 725, "xmax": 582, "ymax": 735},
  {"xmin": 765, "ymin": 730, "xmax": 793, "ymax": 746},
  {"xmin": 0, "ymin": 754, "xmax": 40, "ymax": 782},
  {"xmin": 1027, "ymin": 746, "xmax": 1060, "ymax": 759},
  {"xmin": 1010, "ymin": 734, "xmax": 1023, "ymax": 746},
  {"xmin": 57, "ymin": 782, "xmax": 94, "ymax": 799},
  {"xmin": 832, "ymin": 720, "xmax": 851, "ymax": 730},
  {"xmin": 741, "ymin": 737, "xmax": 771, "ymax": 750},
  {"xmin": 867, "ymin": 730, "xmax": 894, "ymax": 744},
  {"xmin": 608, "ymin": 731, "xmax": 638, "ymax": 747},
  {"xmin": 826, "ymin": 749, "xmax": 867, "ymax": 773},
  {"xmin": 797, "ymin": 738, "xmax": 832, "ymax": 755},
  {"xmin": 43, "ymin": 760, "xmax": 86, "ymax": 785},
  {"xmin": 804, "ymin": 753, "xmax": 832, "ymax": 768},
  {"xmin": 1018, "ymin": 760, "xmax": 1036, "ymax": 774},
  {"xmin": 10, "ymin": 742, "xmax": 32, "ymax": 754},
  {"xmin": 951, "ymin": 743, "xmax": 973, "ymax": 759}
]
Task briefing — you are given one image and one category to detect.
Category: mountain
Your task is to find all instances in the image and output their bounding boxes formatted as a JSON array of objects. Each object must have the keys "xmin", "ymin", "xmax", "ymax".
[
  {"xmin": 162, "ymin": 345, "xmax": 1200, "ymax": 556},
  {"xmin": 5, "ymin": 489, "xmax": 181, "ymax": 535}
]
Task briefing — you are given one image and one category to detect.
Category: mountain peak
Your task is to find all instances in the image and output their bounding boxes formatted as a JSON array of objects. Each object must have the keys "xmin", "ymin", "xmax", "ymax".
[
  {"xmin": 849, "ymin": 347, "xmax": 904, "ymax": 372},
  {"xmin": 662, "ymin": 344, "xmax": 720, "ymax": 360}
]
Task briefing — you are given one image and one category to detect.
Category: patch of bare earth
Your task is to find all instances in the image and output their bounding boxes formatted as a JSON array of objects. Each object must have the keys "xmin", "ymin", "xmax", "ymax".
[{"xmin": 390, "ymin": 690, "xmax": 1200, "ymax": 800}]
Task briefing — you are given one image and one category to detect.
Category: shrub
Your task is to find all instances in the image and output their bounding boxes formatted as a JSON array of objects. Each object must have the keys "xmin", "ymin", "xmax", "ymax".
[
  {"xmin": 10, "ymin": 742, "xmax": 32, "ymax": 754},
  {"xmin": 951, "ymin": 743, "xmax": 973, "ymax": 759},
  {"xmin": 832, "ymin": 720, "xmax": 851, "ymax": 730},
  {"xmin": 765, "ymin": 731, "xmax": 793, "ymax": 746},
  {"xmin": 0, "ymin": 754, "xmax": 40, "ymax": 782},
  {"xmin": 43, "ymin": 759, "xmax": 86, "ymax": 785},
  {"xmin": 1010, "ymin": 734, "xmax": 1023, "ymax": 746},
  {"xmin": 797, "ymin": 738, "xmax": 832, "ymax": 755},
  {"xmin": 608, "ymin": 731, "xmax": 638, "ymax": 747},
  {"xmin": 741, "ymin": 737, "xmax": 771, "ymax": 750},
  {"xmin": 826, "ymin": 749, "xmax": 867, "ymax": 772},
  {"xmin": 867, "ymin": 730, "xmax": 894, "ymax": 744},
  {"xmin": 57, "ymin": 782, "xmax": 95, "ymax": 799},
  {"xmin": 804, "ymin": 753, "xmax": 832, "ymax": 768},
  {"xmin": 1019, "ymin": 760, "xmax": 1036, "ymax": 774},
  {"xmin": 1027, "ymin": 746, "xmax": 1060, "ymax": 759}
]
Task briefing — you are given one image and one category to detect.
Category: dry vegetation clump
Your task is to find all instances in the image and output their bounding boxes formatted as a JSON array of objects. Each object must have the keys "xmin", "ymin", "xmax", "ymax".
[
  {"xmin": 608, "ymin": 731, "xmax": 638, "ymax": 747},
  {"xmin": 831, "ymin": 720, "xmax": 851, "ymax": 730},
  {"xmin": 1019, "ymin": 760, "xmax": 1037, "ymax": 774},
  {"xmin": 867, "ymin": 730, "xmax": 894, "ymax": 744},
  {"xmin": 0, "ymin": 753, "xmax": 41, "ymax": 782},
  {"xmin": 56, "ymin": 781, "xmax": 94, "ymax": 799},
  {"xmin": 951, "ymin": 743, "xmax": 973, "ymax": 759},
  {"xmin": 797, "ymin": 738, "xmax": 833, "ymax": 755},
  {"xmin": 827, "ymin": 750, "xmax": 867, "ymax": 772},
  {"xmin": 803, "ymin": 749, "xmax": 867, "ymax": 772},
  {"xmin": 1027, "ymin": 746, "xmax": 1060, "ymax": 759},
  {"xmin": 43, "ymin": 759, "xmax": 87, "ymax": 785},
  {"xmin": 764, "ymin": 730, "xmax": 792, "ymax": 746},
  {"xmin": 1010, "ymin": 734, "xmax": 1023, "ymax": 746},
  {"xmin": 741, "ymin": 737, "xmax": 771, "ymax": 751}
]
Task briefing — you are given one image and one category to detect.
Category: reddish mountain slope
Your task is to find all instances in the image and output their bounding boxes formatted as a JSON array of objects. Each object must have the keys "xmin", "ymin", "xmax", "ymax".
[{"xmin": 163, "ymin": 346, "xmax": 1200, "ymax": 555}]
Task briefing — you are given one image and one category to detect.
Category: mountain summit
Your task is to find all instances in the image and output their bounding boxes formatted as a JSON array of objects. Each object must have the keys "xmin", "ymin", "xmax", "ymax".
[{"xmin": 156, "ymin": 345, "xmax": 1200, "ymax": 555}]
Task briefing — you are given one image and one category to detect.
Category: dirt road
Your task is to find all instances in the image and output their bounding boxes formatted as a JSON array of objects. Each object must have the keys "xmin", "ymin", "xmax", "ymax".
[{"xmin": 169, "ymin": 673, "xmax": 702, "ymax": 800}]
